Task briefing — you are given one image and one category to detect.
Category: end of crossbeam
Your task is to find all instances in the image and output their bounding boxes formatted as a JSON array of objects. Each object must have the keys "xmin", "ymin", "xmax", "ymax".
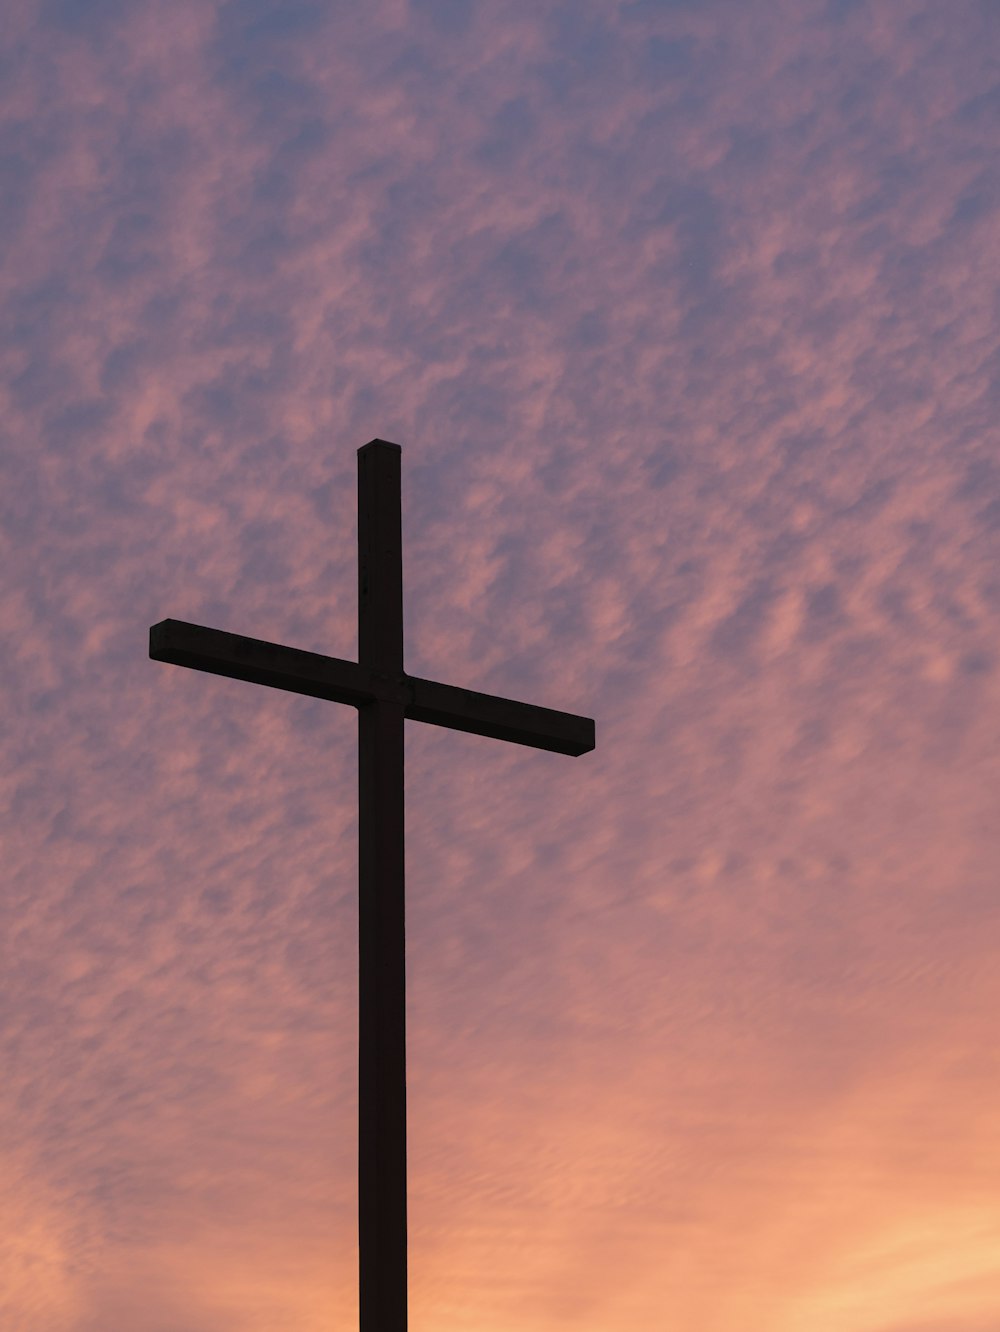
[{"xmin": 149, "ymin": 618, "xmax": 180, "ymax": 662}]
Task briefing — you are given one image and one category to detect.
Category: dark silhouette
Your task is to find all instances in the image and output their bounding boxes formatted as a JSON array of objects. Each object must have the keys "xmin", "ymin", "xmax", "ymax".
[{"xmin": 150, "ymin": 439, "xmax": 595, "ymax": 1331}]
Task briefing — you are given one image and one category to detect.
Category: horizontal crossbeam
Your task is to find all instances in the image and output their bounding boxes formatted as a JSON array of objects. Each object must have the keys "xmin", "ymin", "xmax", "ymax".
[
  {"xmin": 150, "ymin": 619, "xmax": 595, "ymax": 757},
  {"xmin": 408, "ymin": 676, "xmax": 593, "ymax": 755},
  {"xmin": 150, "ymin": 619, "xmax": 371, "ymax": 706}
]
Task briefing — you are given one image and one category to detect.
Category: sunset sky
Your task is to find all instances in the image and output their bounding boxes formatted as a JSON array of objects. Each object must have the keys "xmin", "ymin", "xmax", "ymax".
[{"xmin": 3, "ymin": 1, "xmax": 1000, "ymax": 1328}]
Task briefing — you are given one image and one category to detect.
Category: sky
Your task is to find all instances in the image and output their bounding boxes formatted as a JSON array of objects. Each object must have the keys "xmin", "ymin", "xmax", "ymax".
[{"xmin": 2, "ymin": 0, "xmax": 1000, "ymax": 1328}]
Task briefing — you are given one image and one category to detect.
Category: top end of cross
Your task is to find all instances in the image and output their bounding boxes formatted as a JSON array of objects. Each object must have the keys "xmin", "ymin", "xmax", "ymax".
[{"xmin": 359, "ymin": 438, "xmax": 401, "ymax": 454}]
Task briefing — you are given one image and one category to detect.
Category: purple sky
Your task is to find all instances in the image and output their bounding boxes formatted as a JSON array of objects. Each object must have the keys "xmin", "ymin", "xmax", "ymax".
[{"xmin": 3, "ymin": 1, "xmax": 1000, "ymax": 1328}]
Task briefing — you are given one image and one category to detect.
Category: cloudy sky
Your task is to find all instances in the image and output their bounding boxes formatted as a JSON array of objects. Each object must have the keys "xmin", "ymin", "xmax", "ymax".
[{"xmin": 3, "ymin": 1, "xmax": 1000, "ymax": 1328}]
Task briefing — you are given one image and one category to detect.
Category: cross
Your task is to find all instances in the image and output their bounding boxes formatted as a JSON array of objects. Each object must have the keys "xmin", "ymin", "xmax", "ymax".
[{"xmin": 149, "ymin": 440, "xmax": 595, "ymax": 1331}]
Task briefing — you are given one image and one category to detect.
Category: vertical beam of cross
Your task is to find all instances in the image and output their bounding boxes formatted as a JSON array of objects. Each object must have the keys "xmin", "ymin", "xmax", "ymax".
[
  {"xmin": 149, "ymin": 440, "xmax": 595, "ymax": 1331},
  {"xmin": 357, "ymin": 441, "xmax": 407, "ymax": 1331}
]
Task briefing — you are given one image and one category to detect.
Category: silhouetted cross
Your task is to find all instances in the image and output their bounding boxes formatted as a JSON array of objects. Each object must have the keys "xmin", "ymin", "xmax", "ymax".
[{"xmin": 149, "ymin": 440, "xmax": 595, "ymax": 1331}]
